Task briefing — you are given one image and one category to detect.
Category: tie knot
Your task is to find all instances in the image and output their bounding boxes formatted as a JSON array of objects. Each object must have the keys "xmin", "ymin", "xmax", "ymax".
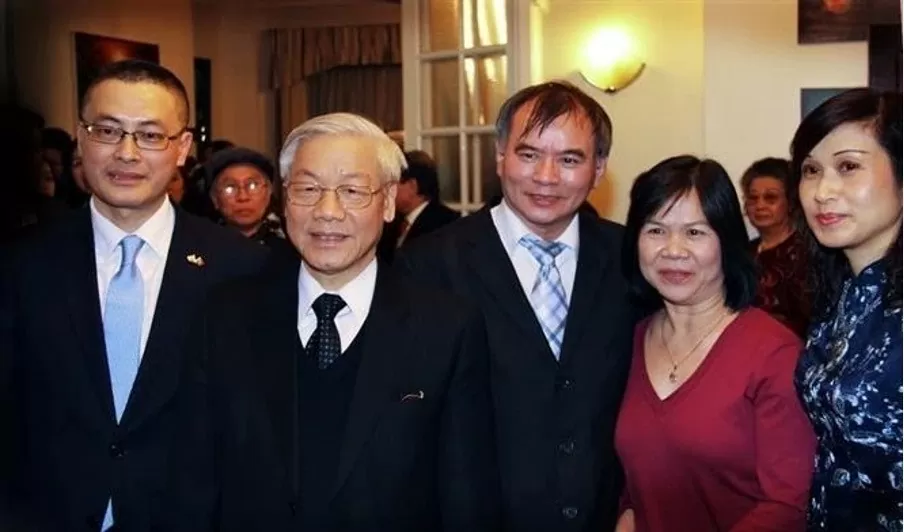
[
  {"xmin": 312, "ymin": 293, "xmax": 347, "ymax": 321},
  {"xmin": 119, "ymin": 235, "xmax": 145, "ymax": 267},
  {"xmin": 519, "ymin": 235, "xmax": 566, "ymax": 266}
]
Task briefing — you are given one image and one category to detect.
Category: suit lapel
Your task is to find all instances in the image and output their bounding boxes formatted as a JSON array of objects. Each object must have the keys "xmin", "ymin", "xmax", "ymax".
[
  {"xmin": 64, "ymin": 208, "xmax": 117, "ymax": 424},
  {"xmin": 558, "ymin": 213, "xmax": 611, "ymax": 365},
  {"xmin": 331, "ymin": 267, "xmax": 409, "ymax": 499},
  {"xmin": 464, "ymin": 211, "xmax": 550, "ymax": 350},
  {"xmin": 120, "ymin": 213, "xmax": 207, "ymax": 430},
  {"xmin": 255, "ymin": 261, "xmax": 303, "ymax": 504}
]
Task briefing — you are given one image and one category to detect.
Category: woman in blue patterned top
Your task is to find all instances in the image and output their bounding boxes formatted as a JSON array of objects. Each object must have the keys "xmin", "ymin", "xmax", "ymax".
[{"xmin": 790, "ymin": 88, "xmax": 902, "ymax": 531}]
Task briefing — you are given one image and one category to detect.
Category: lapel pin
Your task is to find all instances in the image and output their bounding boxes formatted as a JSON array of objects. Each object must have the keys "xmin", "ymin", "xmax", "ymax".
[{"xmin": 186, "ymin": 254, "xmax": 205, "ymax": 267}]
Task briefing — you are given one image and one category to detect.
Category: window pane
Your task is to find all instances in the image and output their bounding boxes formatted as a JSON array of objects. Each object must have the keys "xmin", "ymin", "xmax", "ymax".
[
  {"xmin": 421, "ymin": 59, "xmax": 460, "ymax": 128},
  {"xmin": 422, "ymin": 135, "xmax": 462, "ymax": 203},
  {"xmin": 462, "ymin": 0, "xmax": 507, "ymax": 48},
  {"xmin": 464, "ymin": 54, "xmax": 507, "ymax": 126},
  {"xmin": 470, "ymin": 133, "xmax": 500, "ymax": 204},
  {"xmin": 420, "ymin": 0, "xmax": 460, "ymax": 52}
]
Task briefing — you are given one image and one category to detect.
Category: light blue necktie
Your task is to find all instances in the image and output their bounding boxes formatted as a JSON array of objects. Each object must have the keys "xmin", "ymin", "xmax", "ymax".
[
  {"xmin": 519, "ymin": 235, "xmax": 569, "ymax": 360},
  {"xmin": 101, "ymin": 235, "xmax": 144, "ymax": 531}
]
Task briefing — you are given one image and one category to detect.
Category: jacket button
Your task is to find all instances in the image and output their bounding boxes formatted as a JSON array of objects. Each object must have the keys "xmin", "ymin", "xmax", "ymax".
[
  {"xmin": 109, "ymin": 443, "xmax": 125, "ymax": 458},
  {"xmin": 555, "ymin": 376, "xmax": 574, "ymax": 391},
  {"xmin": 562, "ymin": 506, "xmax": 579, "ymax": 519}
]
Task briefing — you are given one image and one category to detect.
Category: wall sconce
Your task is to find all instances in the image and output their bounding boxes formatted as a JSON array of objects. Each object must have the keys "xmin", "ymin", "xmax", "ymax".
[{"xmin": 580, "ymin": 28, "xmax": 645, "ymax": 94}]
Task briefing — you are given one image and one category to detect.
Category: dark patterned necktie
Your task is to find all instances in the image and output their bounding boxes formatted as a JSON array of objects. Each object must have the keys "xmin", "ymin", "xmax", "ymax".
[{"xmin": 308, "ymin": 294, "xmax": 347, "ymax": 369}]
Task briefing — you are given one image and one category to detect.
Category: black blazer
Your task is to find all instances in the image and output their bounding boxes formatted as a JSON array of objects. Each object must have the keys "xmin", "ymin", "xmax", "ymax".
[
  {"xmin": 0, "ymin": 206, "xmax": 267, "ymax": 532},
  {"xmin": 377, "ymin": 200, "xmax": 461, "ymax": 263},
  {"xmin": 396, "ymin": 207, "xmax": 640, "ymax": 532},
  {"xmin": 166, "ymin": 262, "xmax": 501, "ymax": 532}
]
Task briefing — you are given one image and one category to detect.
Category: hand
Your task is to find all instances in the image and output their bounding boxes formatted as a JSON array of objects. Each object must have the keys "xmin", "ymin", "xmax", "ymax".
[{"xmin": 614, "ymin": 509, "xmax": 635, "ymax": 532}]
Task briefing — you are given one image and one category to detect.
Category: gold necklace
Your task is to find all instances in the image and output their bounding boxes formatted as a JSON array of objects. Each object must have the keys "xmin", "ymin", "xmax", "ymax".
[{"xmin": 660, "ymin": 311, "xmax": 730, "ymax": 384}]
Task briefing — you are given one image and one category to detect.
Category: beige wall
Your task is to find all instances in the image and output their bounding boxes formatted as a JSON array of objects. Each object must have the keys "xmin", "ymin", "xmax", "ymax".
[
  {"xmin": 11, "ymin": 0, "xmax": 195, "ymax": 134},
  {"xmin": 542, "ymin": 0, "xmax": 705, "ymax": 223},
  {"xmin": 703, "ymin": 0, "xmax": 867, "ymax": 182},
  {"xmin": 194, "ymin": 3, "xmax": 401, "ymax": 157},
  {"xmin": 539, "ymin": 0, "xmax": 868, "ymax": 223}
]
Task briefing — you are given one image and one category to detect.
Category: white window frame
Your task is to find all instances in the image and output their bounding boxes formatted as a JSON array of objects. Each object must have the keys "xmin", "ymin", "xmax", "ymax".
[{"xmin": 401, "ymin": 0, "xmax": 540, "ymax": 214}]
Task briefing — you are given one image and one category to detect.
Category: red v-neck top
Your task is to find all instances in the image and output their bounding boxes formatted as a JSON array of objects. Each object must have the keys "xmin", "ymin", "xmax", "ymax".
[{"xmin": 615, "ymin": 308, "xmax": 816, "ymax": 532}]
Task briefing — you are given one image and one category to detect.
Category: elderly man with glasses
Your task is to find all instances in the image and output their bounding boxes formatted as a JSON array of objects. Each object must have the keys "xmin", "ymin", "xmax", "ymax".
[
  {"xmin": 0, "ymin": 60, "xmax": 267, "ymax": 531},
  {"xmin": 166, "ymin": 112, "xmax": 502, "ymax": 532}
]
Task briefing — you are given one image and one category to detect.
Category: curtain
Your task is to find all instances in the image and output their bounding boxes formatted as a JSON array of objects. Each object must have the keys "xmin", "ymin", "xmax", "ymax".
[
  {"xmin": 305, "ymin": 65, "xmax": 402, "ymax": 132},
  {"xmin": 262, "ymin": 24, "xmax": 402, "ymax": 143}
]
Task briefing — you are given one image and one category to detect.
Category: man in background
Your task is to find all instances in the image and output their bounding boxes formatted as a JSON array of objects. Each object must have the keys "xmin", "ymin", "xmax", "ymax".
[{"xmin": 377, "ymin": 150, "xmax": 459, "ymax": 263}]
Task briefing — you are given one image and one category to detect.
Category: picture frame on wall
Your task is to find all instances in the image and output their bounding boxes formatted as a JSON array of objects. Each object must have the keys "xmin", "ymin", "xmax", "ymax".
[
  {"xmin": 73, "ymin": 32, "xmax": 159, "ymax": 111},
  {"xmin": 798, "ymin": 0, "xmax": 901, "ymax": 44}
]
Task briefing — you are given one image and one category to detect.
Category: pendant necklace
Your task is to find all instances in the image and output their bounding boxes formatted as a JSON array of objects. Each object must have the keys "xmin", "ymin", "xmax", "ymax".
[{"xmin": 661, "ymin": 310, "xmax": 730, "ymax": 384}]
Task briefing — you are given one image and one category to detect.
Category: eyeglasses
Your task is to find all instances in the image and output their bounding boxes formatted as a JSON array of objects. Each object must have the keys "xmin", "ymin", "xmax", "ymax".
[
  {"xmin": 80, "ymin": 122, "xmax": 185, "ymax": 151},
  {"xmin": 218, "ymin": 180, "xmax": 270, "ymax": 198},
  {"xmin": 284, "ymin": 182, "xmax": 386, "ymax": 209}
]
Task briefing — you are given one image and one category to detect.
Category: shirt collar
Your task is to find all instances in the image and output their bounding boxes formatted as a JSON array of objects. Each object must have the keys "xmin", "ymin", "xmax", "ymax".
[
  {"xmin": 298, "ymin": 257, "xmax": 378, "ymax": 320},
  {"xmin": 494, "ymin": 198, "xmax": 580, "ymax": 255},
  {"xmin": 405, "ymin": 200, "xmax": 430, "ymax": 225},
  {"xmin": 90, "ymin": 196, "xmax": 176, "ymax": 259}
]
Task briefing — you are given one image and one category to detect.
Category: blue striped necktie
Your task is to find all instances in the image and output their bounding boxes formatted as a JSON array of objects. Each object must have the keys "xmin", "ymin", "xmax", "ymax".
[{"xmin": 519, "ymin": 235, "xmax": 569, "ymax": 360}]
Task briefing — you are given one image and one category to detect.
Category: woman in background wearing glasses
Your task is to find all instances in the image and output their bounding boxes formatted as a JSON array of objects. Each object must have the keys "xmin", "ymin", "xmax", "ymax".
[
  {"xmin": 741, "ymin": 157, "xmax": 811, "ymax": 338},
  {"xmin": 204, "ymin": 147, "xmax": 297, "ymax": 261}
]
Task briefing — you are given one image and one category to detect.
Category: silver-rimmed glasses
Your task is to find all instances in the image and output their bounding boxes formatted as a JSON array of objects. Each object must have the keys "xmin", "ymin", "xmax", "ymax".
[
  {"xmin": 80, "ymin": 122, "xmax": 185, "ymax": 151},
  {"xmin": 284, "ymin": 182, "xmax": 388, "ymax": 210}
]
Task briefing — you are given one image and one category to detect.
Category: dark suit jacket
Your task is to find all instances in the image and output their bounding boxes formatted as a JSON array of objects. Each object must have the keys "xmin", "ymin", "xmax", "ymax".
[
  {"xmin": 396, "ymin": 207, "xmax": 641, "ymax": 532},
  {"xmin": 0, "ymin": 206, "xmax": 267, "ymax": 532},
  {"xmin": 166, "ymin": 261, "xmax": 501, "ymax": 532},
  {"xmin": 377, "ymin": 200, "xmax": 461, "ymax": 263}
]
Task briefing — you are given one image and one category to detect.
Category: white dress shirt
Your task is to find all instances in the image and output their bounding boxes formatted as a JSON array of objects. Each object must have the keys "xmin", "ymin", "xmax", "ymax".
[
  {"xmin": 490, "ymin": 199, "xmax": 580, "ymax": 304},
  {"xmin": 92, "ymin": 197, "xmax": 175, "ymax": 358},
  {"xmin": 297, "ymin": 258, "xmax": 378, "ymax": 353}
]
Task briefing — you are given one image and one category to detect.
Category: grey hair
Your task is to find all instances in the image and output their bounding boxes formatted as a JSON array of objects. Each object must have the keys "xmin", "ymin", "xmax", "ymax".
[{"xmin": 278, "ymin": 112, "xmax": 407, "ymax": 183}]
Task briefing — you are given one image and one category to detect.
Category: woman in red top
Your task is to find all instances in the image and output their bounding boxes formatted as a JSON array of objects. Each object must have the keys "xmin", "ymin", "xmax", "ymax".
[{"xmin": 615, "ymin": 155, "xmax": 817, "ymax": 532}]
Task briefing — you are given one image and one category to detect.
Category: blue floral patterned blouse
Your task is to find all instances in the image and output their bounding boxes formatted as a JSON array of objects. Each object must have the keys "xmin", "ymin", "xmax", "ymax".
[{"xmin": 795, "ymin": 262, "xmax": 903, "ymax": 531}]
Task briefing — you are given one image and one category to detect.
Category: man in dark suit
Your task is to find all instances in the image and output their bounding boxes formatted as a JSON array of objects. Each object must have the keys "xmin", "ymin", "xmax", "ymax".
[
  {"xmin": 396, "ymin": 81, "xmax": 641, "ymax": 532},
  {"xmin": 167, "ymin": 112, "xmax": 500, "ymax": 531},
  {"xmin": 0, "ymin": 60, "xmax": 267, "ymax": 531},
  {"xmin": 377, "ymin": 150, "xmax": 460, "ymax": 263}
]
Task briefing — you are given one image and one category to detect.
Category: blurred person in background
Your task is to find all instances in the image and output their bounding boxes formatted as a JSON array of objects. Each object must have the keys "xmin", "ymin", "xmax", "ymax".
[{"xmin": 742, "ymin": 157, "xmax": 810, "ymax": 337}]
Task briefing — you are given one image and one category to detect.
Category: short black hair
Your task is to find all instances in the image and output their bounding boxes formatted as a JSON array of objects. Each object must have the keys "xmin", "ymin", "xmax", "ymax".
[
  {"xmin": 80, "ymin": 59, "xmax": 190, "ymax": 126},
  {"xmin": 790, "ymin": 88, "xmax": 902, "ymax": 318},
  {"xmin": 495, "ymin": 80, "xmax": 613, "ymax": 159},
  {"xmin": 400, "ymin": 150, "xmax": 440, "ymax": 201},
  {"xmin": 208, "ymin": 139, "xmax": 235, "ymax": 153},
  {"xmin": 204, "ymin": 147, "xmax": 275, "ymax": 193},
  {"xmin": 622, "ymin": 155, "xmax": 757, "ymax": 311}
]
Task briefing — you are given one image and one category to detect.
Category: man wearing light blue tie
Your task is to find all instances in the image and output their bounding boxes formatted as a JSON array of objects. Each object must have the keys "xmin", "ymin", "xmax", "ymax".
[{"xmin": 0, "ymin": 60, "xmax": 266, "ymax": 531}]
